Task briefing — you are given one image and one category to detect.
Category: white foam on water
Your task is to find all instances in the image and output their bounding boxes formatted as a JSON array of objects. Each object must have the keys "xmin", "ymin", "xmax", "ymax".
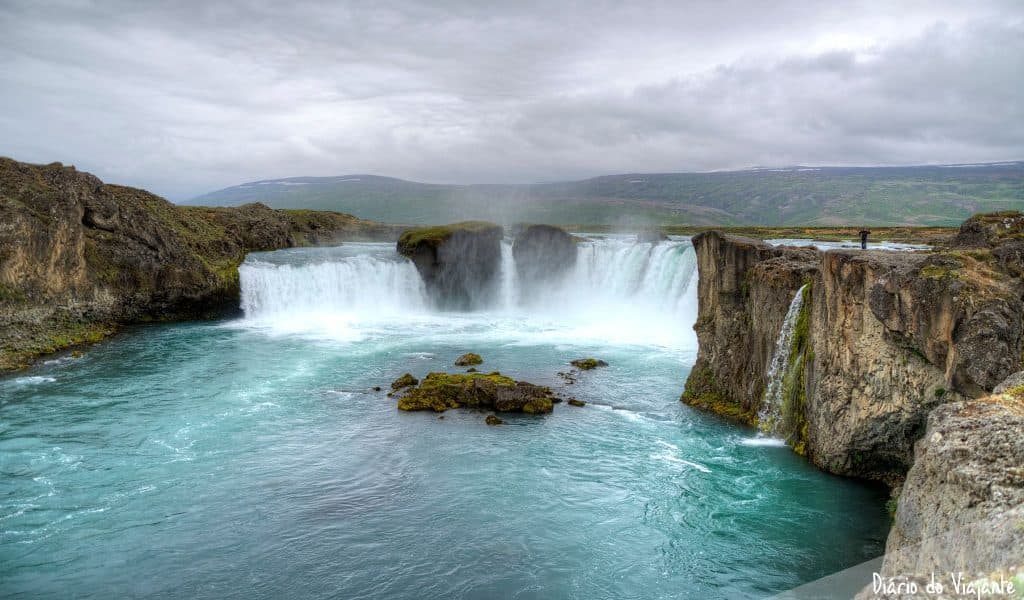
[
  {"xmin": 740, "ymin": 436, "xmax": 788, "ymax": 448},
  {"xmin": 8, "ymin": 376, "xmax": 57, "ymax": 386}
]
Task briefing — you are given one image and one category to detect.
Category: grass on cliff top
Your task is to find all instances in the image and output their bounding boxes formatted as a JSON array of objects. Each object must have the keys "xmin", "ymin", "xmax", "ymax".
[
  {"xmin": 558, "ymin": 224, "xmax": 955, "ymax": 244},
  {"xmin": 398, "ymin": 221, "xmax": 502, "ymax": 247}
]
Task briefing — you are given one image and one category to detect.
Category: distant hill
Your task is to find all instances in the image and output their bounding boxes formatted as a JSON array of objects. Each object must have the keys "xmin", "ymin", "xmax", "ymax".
[{"xmin": 188, "ymin": 162, "xmax": 1024, "ymax": 226}]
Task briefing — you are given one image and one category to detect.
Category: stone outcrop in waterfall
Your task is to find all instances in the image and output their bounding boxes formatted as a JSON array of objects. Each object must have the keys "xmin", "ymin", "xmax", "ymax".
[
  {"xmin": 397, "ymin": 221, "xmax": 504, "ymax": 310},
  {"xmin": 0, "ymin": 157, "xmax": 400, "ymax": 371},
  {"xmin": 682, "ymin": 214, "xmax": 1024, "ymax": 484},
  {"xmin": 512, "ymin": 224, "xmax": 577, "ymax": 297}
]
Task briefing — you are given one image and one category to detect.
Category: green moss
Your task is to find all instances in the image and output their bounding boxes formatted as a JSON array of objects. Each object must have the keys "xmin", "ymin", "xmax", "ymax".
[
  {"xmin": 398, "ymin": 221, "xmax": 500, "ymax": 248},
  {"xmin": 934, "ymin": 387, "xmax": 946, "ymax": 398},
  {"xmin": 920, "ymin": 263, "xmax": 962, "ymax": 280},
  {"xmin": 1004, "ymin": 385, "xmax": 1024, "ymax": 399},
  {"xmin": 885, "ymin": 497, "xmax": 899, "ymax": 519},
  {"xmin": 571, "ymin": 358, "xmax": 608, "ymax": 370},
  {"xmin": 391, "ymin": 373, "xmax": 419, "ymax": 390},
  {"xmin": 681, "ymin": 364, "xmax": 758, "ymax": 427},
  {"xmin": 454, "ymin": 352, "xmax": 483, "ymax": 366},
  {"xmin": 780, "ymin": 281, "xmax": 812, "ymax": 454},
  {"xmin": 397, "ymin": 371, "xmax": 516, "ymax": 412}
]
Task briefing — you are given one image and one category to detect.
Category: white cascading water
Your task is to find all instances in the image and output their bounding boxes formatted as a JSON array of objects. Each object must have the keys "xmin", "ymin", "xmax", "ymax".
[
  {"xmin": 239, "ymin": 236, "xmax": 699, "ymax": 347},
  {"xmin": 758, "ymin": 284, "xmax": 808, "ymax": 434}
]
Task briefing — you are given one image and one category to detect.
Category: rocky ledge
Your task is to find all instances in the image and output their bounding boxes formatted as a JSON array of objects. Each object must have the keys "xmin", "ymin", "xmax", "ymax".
[
  {"xmin": 0, "ymin": 157, "xmax": 402, "ymax": 371},
  {"xmin": 683, "ymin": 212, "xmax": 1023, "ymax": 483}
]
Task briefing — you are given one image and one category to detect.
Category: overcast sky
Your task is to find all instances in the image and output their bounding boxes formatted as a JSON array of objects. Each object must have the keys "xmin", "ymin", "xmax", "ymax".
[{"xmin": 1, "ymin": 1, "xmax": 1022, "ymax": 200}]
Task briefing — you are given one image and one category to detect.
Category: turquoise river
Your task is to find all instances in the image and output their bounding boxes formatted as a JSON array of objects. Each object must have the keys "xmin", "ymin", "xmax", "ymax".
[{"xmin": 0, "ymin": 237, "xmax": 890, "ymax": 599}]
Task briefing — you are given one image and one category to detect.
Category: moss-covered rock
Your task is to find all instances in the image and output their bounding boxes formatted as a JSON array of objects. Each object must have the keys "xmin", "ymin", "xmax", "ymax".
[
  {"xmin": 396, "ymin": 221, "xmax": 504, "ymax": 310},
  {"xmin": 567, "ymin": 398, "xmax": 586, "ymax": 407},
  {"xmin": 390, "ymin": 373, "xmax": 419, "ymax": 390},
  {"xmin": 396, "ymin": 372, "xmax": 555, "ymax": 414},
  {"xmin": 485, "ymin": 414, "xmax": 503, "ymax": 425},
  {"xmin": 454, "ymin": 352, "xmax": 483, "ymax": 366},
  {"xmin": 0, "ymin": 157, "xmax": 399, "ymax": 372},
  {"xmin": 571, "ymin": 358, "xmax": 608, "ymax": 370}
]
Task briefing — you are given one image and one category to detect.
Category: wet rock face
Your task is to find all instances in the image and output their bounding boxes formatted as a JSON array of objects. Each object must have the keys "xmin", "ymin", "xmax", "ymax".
[
  {"xmin": 395, "ymin": 372, "xmax": 556, "ymax": 414},
  {"xmin": 512, "ymin": 224, "xmax": 577, "ymax": 297},
  {"xmin": 397, "ymin": 222, "xmax": 504, "ymax": 310}
]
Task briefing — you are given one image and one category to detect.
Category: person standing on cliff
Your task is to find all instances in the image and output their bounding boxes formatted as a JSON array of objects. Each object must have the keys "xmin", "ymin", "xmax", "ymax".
[{"xmin": 858, "ymin": 229, "xmax": 871, "ymax": 249}]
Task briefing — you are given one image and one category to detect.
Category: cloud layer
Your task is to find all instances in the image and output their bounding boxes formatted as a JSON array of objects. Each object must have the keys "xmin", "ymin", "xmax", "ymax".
[{"xmin": 1, "ymin": 0, "xmax": 1022, "ymax": 199}]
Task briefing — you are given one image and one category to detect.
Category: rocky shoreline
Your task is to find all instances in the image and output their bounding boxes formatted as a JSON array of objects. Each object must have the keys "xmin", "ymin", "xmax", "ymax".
[{"xmin": 0, "ymin": 158, "xmax": 403, "ymax": 371}]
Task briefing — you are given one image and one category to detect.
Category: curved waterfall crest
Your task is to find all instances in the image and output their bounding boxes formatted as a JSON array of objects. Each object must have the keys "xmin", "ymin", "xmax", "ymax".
[{"xmin": 239, "ymin": 236, "xmax": 698, "ymax": 323}]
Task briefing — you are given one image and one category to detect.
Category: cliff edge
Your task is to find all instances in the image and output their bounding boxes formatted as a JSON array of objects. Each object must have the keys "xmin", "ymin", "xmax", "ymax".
[{"xmin": 0, "ymin": 158, "xmax": 400, "ymax": 371}]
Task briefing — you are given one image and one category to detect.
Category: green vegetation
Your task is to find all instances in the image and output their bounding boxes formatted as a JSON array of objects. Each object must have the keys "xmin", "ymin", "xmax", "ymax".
[
  {"xmin": 397, "ymin": 221, "xmax": 501, "ymax": 249},
  {"xmin": 780, "ymin": 282, "xmax": 813, "ymax": 455},
  {"xmin": 189, "ymin": 163, "xmax": 1024, "ymax": 227},
  {"xmin": 680, "ymin": 364, "xmax": 758, "ymax": 427}
]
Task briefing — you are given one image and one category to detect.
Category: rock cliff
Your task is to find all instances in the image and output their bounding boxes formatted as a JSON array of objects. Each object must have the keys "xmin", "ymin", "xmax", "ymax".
[
  {"xmin": 682, "ymin": 213, "xmax": 1024, "ymax": 483},
  {"xmin": 0, "ymin": 157, "xmax": 400, "ymax": 371},
  {"xmin": 512, "ymin": 224, "xmax": 577, "ymax": 298},
  {"xmin": 396, "ymin": 221, "xmax": 504, "ymax": 310}
]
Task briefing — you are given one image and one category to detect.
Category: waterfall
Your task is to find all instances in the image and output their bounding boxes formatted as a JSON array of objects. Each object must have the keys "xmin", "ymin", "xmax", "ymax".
[
  {"xmin": 758, "ymin": 284, "xmax": 808, "ymax": 434},
  {"xmin": 239, "ymin": 246, "xmax": 428, "ymax": 323},
  {"xmin": 238, "ymin": 236, "xmax": 699, "ymax": 346}
]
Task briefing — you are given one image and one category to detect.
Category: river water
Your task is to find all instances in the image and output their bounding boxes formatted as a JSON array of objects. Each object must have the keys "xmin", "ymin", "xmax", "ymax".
[{"xmin": 0, "ymin": 237, "xmax": 889, "ymax": 599}]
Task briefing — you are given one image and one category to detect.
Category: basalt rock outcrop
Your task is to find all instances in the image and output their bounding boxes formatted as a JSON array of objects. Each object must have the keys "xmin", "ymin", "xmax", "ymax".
[
  {"xmin": 396, "ymin": 221, "xmax": 503, "ymax": 310},
  {"xmin": 512, "ymin": 224, "xmax": 577, "ymax": 297},
  {"xmin": 0, "ymin": 157, "xmax": 400, "ymax": 371},
  {"xmin": 683, "ymin": 214, "xmax": 1024, "ymax": 484},
  {"xmin": 876, "ymin": 391, "xmax": 1024, "ymax": 585},
  {"xmin": 395, "ymin": 372, "xmax": 557, "ymax": 414}
]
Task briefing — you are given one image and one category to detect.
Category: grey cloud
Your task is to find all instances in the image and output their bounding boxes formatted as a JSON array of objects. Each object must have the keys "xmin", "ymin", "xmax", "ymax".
[{"xmin": 0, "ymin": 0, "xmax": 1022, "ymax": 199}]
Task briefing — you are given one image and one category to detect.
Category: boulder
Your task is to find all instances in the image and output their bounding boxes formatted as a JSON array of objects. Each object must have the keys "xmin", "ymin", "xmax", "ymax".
[
  {"xmin": 485, "ymin": 415, "xmax": 503, "ymax": 426},
  {"xmin": 567, "ymin": 398, "xmax": 586, "ymax": 407},
  {"xmin": 397, "ymin": 221, "xmax": 504, "ymax": 310},
  {"xmin": 454, "ymin": 352, "xmax": 483, "ymax": 366},
  {"xmin": 512, "ymin": 224, "xmax": 577, "ymax": 297},
  {"xmin": 571, "ymin": 358, "xmax": 607, "ymax": 370},
  {"xmin": 390, "ymin": 373, "xmax": 419, "ymax": 390}
]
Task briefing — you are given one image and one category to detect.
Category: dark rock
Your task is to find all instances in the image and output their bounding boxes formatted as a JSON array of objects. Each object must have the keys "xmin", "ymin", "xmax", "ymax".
[
  {"xmin": 454, "ymin": 352, "xmax": 483, "ymax": 366},
  {"xmin": 372, "ymin": 386, "xmax": 382, "ymax": 392},
  {"xmin": 396, "ymin": 372, "xmax": 556, "ymax": 414},
  {"xmin": 637, "ymin": 229, "xmax": 668, "ymax": 243},
  {"xmin": 396, "ymin": 221, "xmax": 504, "ymax": 310},
  {"xmin": 466, "ymin": 367, "xmax": 478, "ymax": 373},
  {"xmin": 567, "ymin": 398, "xmax": 586, "ymax": 407},
  {"xmin": 570, "ymin": 358, "xmax": 607, "ymax": 370},
  {"xmin": 390, "ymin": 373, "xmax": 419, "ymax": 390},
  {"xmin": 485, "ymin": 414, "xmax": 503, "ymax": 425},
  {"xmin": 512, "ymin": 224, "xmax": 577, "ymax": 298}
]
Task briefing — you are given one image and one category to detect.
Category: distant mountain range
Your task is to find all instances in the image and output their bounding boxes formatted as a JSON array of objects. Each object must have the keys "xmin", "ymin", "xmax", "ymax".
[{"xmin": 187, "ymin": 162, "xmax": 1024, "ymax": 226}]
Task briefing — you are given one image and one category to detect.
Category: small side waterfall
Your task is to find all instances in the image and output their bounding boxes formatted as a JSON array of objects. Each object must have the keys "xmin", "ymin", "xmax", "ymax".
[{"xmin": 758, "ymin": 284, "xmax": 809, "ymax": 434}]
